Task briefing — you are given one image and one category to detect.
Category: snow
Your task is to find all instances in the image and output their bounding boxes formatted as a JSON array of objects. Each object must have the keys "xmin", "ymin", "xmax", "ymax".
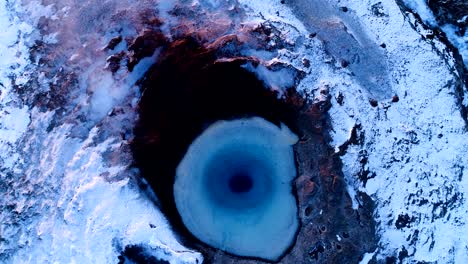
[
  {"xmin": 403, "ymin": 0, "xmax": 468, "ymax": 67},
  {"xmin": 239, "ymin": 0, "xmax": 468, "ymax": 262},
  {"xmin": 1, "ymin": 108, "xmax": 203, "ymax": 263},
  {"xmin": 243, "ymin": 63, "xmax": 296, "ymax": 94},
  {"xmin": 326, "ymin": 0, "xmax": 468, "ymax": 262},
  {"xmin": 1, "ymin": 0, "xmax": 467, "ymax": 263},
  {"xmin": 87, "ymin": 50, "xmax": 159, "ymax": 121},
  {"xmin": 0, "ymin": 1, "xmax": 201, "ymax": 263},
  {"xmin": 0, "ymin": 107, "xmax": 30, "ymax": 167},
  {"xmin": 359, "ymin": 250, "xmax": 376, "ymax": 264},
  {"xmin": 403, "ymin": 0, "xmax": 438, "ymax": 26},
  {"xmin": 0, "ymin": 1, "xmax": 33, "ymax": 176},
  {"xmin": 441, "ymin": 23, "xmax": 468, "ymax": 66}
]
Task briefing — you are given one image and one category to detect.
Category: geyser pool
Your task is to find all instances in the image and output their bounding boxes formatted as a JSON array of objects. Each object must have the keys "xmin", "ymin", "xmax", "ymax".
[{"xmin": 174, "ymin": 117, "xmax": 299, "ymax": 261}]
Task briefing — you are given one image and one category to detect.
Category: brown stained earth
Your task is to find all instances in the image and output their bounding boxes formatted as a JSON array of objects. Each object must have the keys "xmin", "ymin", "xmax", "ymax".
[{"xmin": 126, "ymin": 11, "xmax": 377, "ymax": 264}]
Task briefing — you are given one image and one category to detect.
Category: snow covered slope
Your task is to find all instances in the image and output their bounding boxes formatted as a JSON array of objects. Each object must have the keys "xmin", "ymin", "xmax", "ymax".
[
  {"xmin": 0, "ymin": 1, "xmax": 201, "ymax": 263},
  {"xmin": 217, "ymin": 0, "xmax": 468, "ymax": 262}
]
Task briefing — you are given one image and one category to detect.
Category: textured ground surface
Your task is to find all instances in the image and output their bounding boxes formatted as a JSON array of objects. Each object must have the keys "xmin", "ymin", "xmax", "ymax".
[{"xmin": 0, "ymin": 0, "xmax": 467, "ymax": 263}]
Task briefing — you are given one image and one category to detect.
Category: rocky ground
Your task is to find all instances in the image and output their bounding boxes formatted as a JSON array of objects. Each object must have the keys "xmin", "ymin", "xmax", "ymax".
[{"xmin": 0, "ymin": 0, "xmax": 467, "ymax": 263}]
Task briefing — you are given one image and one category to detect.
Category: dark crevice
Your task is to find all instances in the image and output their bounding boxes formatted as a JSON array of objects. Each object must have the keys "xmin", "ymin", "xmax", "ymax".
[{"xmin": 118, "ymin": 245, "xmax": 170, "ymax": 264}]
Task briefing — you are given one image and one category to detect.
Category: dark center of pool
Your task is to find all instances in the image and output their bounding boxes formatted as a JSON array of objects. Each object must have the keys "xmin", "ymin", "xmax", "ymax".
[{"xmin": 228, "ymin": 172, "xmax": 254, "ymax": 193}]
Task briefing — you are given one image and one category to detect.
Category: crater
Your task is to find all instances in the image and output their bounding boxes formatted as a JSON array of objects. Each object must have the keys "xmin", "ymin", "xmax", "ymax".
[
  {"xmin": 129, "ymin": 14, "xmax": 378, "ymax": 263},
  {"xmin": 130, "ymin": 31, "xmax": 302, "ymax": 261}
]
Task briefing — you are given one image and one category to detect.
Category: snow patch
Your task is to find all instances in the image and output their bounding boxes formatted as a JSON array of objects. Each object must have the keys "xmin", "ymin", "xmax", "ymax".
[
  {"xmin": 403, "ymin": 0, "xmax": 468, "ymax": 67},
  {"xmin": 402, "ymin": 0, "xmax": 438, "ymax": 26},
  {"xmin": 441, "ymin": 24, "xmax": 468, "ymax": 66},
  {"xmin": 0, "ymin": 1, "xmax": 200, "ymax": 263},
  {"xmin": 329, "ymin": 0, "xmax": 468, "ymax": 262},
  {"xmin": 243, "ymin": 63, "xmax": 296, "ymax": 95},
  {"xmin": 359, "ymin": 250, "xmax": 376, "ymax": 264}
]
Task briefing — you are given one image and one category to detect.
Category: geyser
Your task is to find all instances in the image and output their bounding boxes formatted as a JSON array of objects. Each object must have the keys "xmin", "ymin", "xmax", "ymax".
[{"xmin": 174, "ymin": 117, "xmax": 299, "ymax": 261}]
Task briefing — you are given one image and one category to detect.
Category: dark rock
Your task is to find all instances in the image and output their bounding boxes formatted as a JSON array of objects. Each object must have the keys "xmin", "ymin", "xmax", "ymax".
[
  {"xmin": 308, "ymin": 243, "xmax": 325, "ymax": 260},
  {"xmin": 398, "ymin": 247, "xmax": 409, "ymax": 263},
  {"xmin": 127, "ymin": 30, "xmax": 167, "ymax": 71},
  {"xmin": 340, "ymin": 59, "xmax": 350, "ymax": 68},
  {"xmin": 336, "ymin": 92, "xmax": 344, "ymax": 105},
  {"xmin": 118, "ymin": 245, "xmax": 170, "ymax": 264},
  {"xmin": 339, "ymin": 7, "xmax": 349, "ymax": 12},
  {"xmin": 371, "ymin": 2, "xmax": 387, "ymax": 17},
  {"xmin": 106, "ymin": 51, "xmax": 125, "ymax": 73},
  {"xmin": 395, "ymin": 214, "xmax": 413, "ymax": 229},
  {"xmin": 427, "ymin": 0, "xmax": 468, "ymax": 28},
  {"xmin": 105, "ymin": 35, "xmax": 123, "ymax": 50},
  {"xmin": 386, "ymin": 256, "xmax": 397, "ymax": 264}
]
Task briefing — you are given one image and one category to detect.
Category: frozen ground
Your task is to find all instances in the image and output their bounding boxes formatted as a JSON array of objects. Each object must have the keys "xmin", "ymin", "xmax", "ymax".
[
  {"xmin": 0, "ymin": 1, "xmax": 202, "ymax": 263},
  {"xmin": 0, "ymin": 0, "xmax": 467, "ymax": 263},
  {"xmin": 241, "ymin": 0, "xmax": 468, "ymax": 262},
  {"xmin": 403, "ymin": 0, "xmax": 468, "ymax": 67},
  {"xmin": 326, "ymin": 1, "xmax": 468, "ymax": 262}
]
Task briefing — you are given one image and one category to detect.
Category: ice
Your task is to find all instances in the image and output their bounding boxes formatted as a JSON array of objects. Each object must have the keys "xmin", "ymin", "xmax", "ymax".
[
  {"xmin": 174, "ymin": 117, "xmax": 298, "ymax": 261},
  {"xmin": 284, "ymin": 0, "xmax": 393, "ymax": 100}
]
